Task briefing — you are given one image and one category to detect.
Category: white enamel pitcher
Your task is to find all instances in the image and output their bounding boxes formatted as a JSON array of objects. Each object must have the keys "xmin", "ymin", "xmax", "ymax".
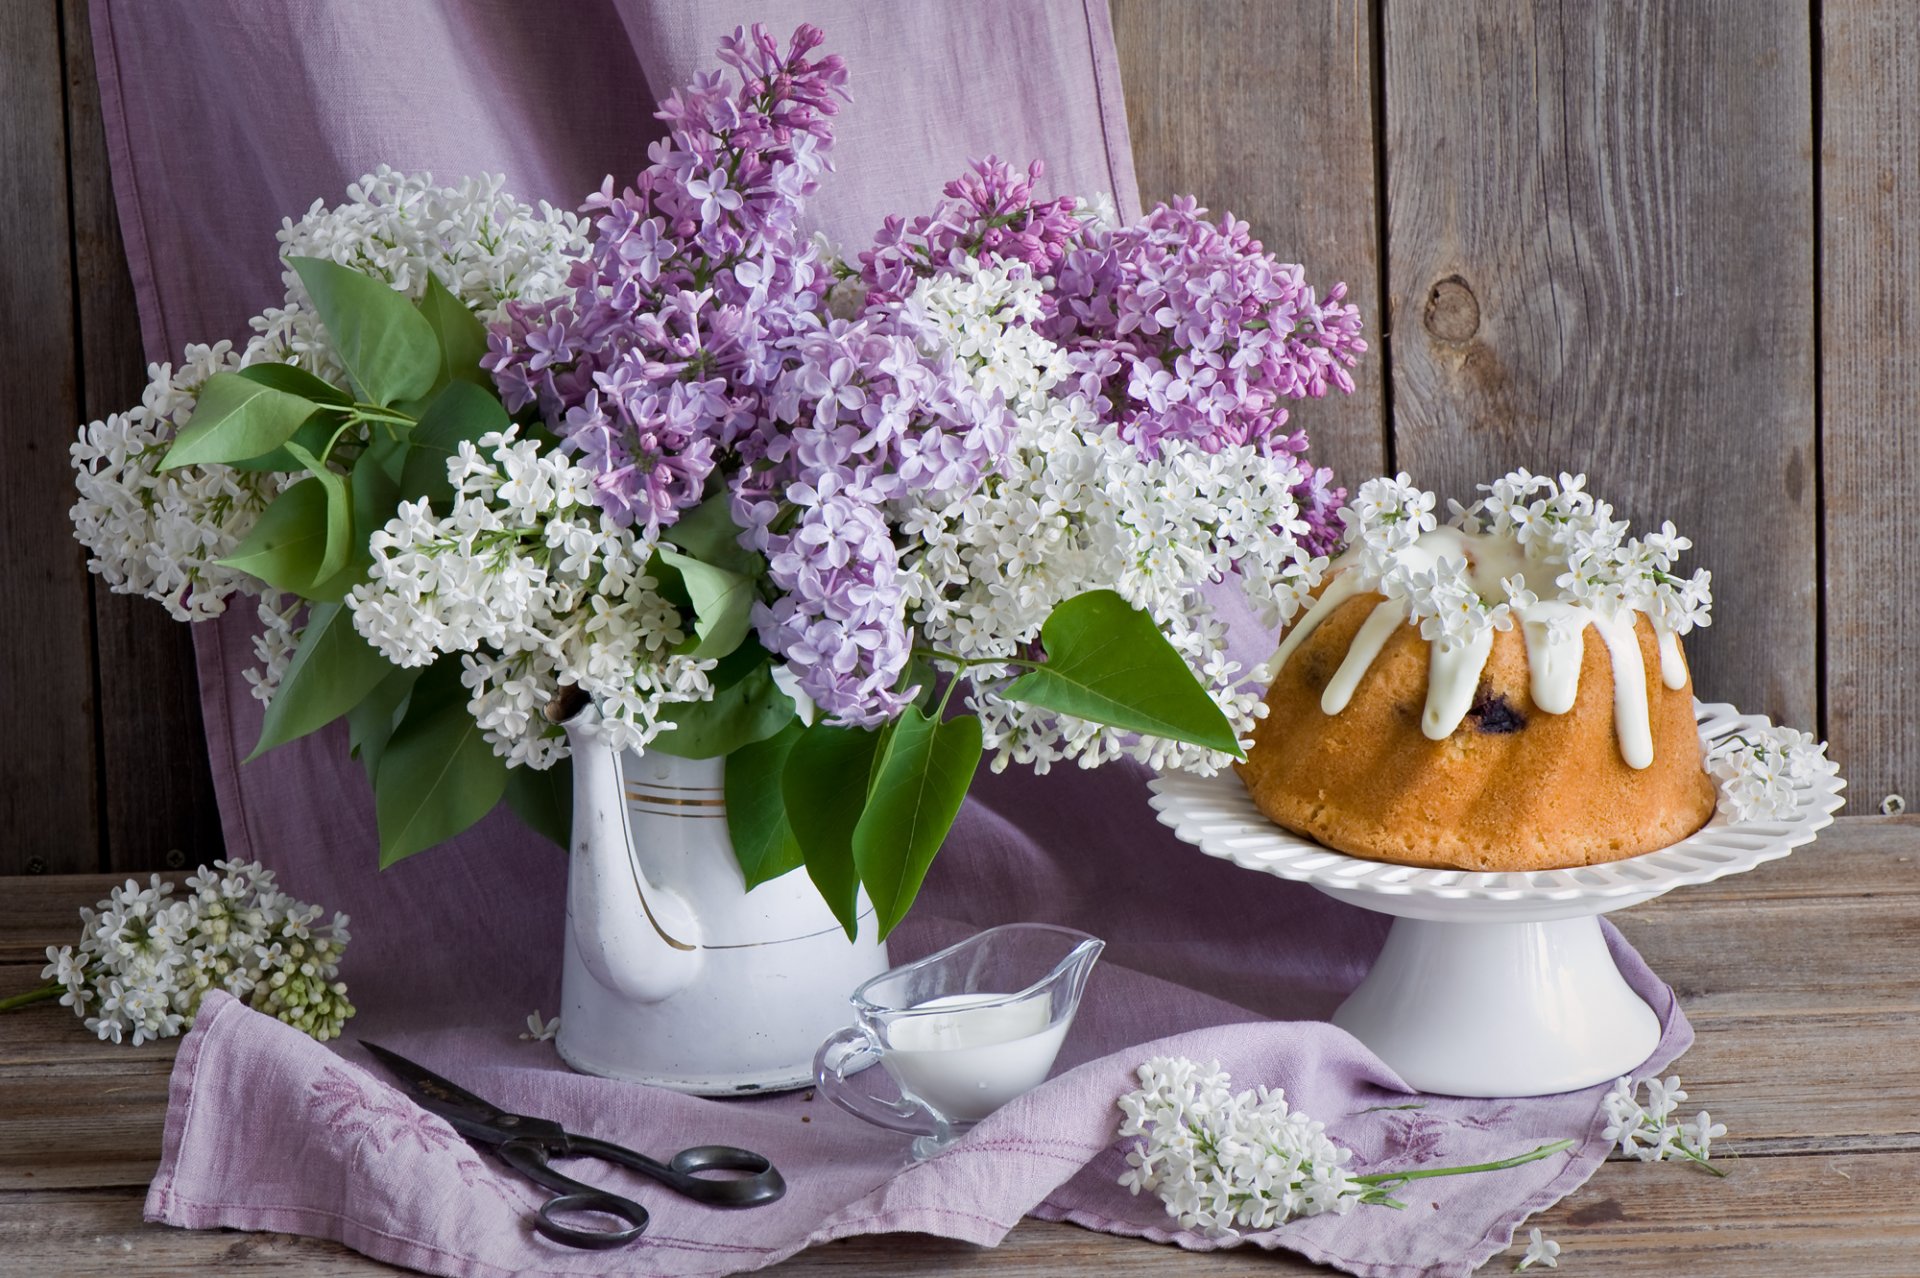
[{"xmin": 556, "ymin": 721, "xmax": 889, "ymax": 1094}]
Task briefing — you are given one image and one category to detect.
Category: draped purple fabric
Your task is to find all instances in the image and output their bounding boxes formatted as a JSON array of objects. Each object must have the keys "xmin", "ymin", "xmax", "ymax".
[{"xmin": 94, "ymin": 5, "xmax": 1684, "ymax": 1275}]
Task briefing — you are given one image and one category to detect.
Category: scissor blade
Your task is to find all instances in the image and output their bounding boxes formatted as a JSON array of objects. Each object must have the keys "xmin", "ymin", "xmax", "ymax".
[{"xmin": 360, "ymin": 1041, "xmax": 511, "ymax": 1128}]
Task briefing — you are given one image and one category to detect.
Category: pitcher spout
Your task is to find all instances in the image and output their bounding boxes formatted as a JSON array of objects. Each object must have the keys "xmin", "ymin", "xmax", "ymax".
[{"xmin": 560, "ymin": 716, "xmax": 704, "ymax": 1004}]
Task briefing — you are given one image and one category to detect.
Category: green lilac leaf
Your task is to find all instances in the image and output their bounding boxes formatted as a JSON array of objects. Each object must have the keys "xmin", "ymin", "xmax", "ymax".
[
  {"xmin": 398, "ymin": 380, "xmax": 510, "ymax": 509},
  {"xmin": 307, "ymin": 432, "xmax": 404, "ymax": 601},
  {"xmin": 852, "ymin": 707, "xmax": 983, "ymax": 937},
  {"xmin": 287, "ymin": 256, "xmax": 439, "ymax": 407},
  {"xmin": 160, "ymin": 371, "xmax": 321, "ymax": 470},
  {"xmin": 725, "ymin": 719, "xmax": 807, "ymax": 890},
  {"xmin": 346, "ymin": 663, "xmax": 420, "ymax": 784},
  {"xmin": 250, "ymin": 601, "xmax": 397, "ymax": 759},
  {"xmin": 782, "ymin": 722, "xmax": 881, "ymax": 939},
  {"xmin": 1000, "ymin": 588, "xmax": 1242, "ymax": 756},
  {"xmin": 664, "ymin": 490, "xmax": 761, "ymax": 575},
  {"xmin": 222, "ymin": 411, "xmax": 338, "ymax": 473},
  {"xmin": 416, "ymin": 271, "xmax": 494, "ymax": 396},
  {"xmin": 233, "ymin": 362, "xmax": 353, "ymax": 406},
  {"xmin": 281, "ymin": 441, "xmax": 354, "ymax": 586},
  {"xmin": 505, "ymin": 755, "xmax": 574, "ymax": 851},
  {"xmin": 217, "ymin": 477, "xmax": 330, "ymax": 594},
  {"xmin": 655, "ymin": 548, "xmax": 754, "ymax": 660},
  {"xmin": 649, "ymin": 644, "xmax": 796, "ymax": 759},
  {"xmin": 375, "ymin": 657, "xmax": 507, "ymax": 866}
]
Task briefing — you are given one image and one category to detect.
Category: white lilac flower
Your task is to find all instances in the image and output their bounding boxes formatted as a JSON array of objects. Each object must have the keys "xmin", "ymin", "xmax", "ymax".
[
  {"xmin": 1117, "ymin": 1056, "xmax": 1367, "ymax": 1239},
  {"xmin": 36, "ymin": 861, "xmax": 353, "ymax": 1045},
  {"xmin": 1515, "ymin": 1226, "xmax": 1561, "ymax": 1271},
  {"xmin": 70, "ymin": 169, "xmax": 584, "ymax": 633},
  {"xmin": 1600, "ymin": 1075, "xmax": 1728, "ymax": 1176},
  {"xmin": 520, "ymin": 1011, "xmax": 561, "ymax": 1042},
  {"xmin": 895, "ymin": 258, "xmax": 1320, "ymax": 774},
  {"xmin": 346, "ymin": 426, "xmax": 710, "ymax": 765},
  {"xmin": 1880, "ymin": 794, "xmax": 1904, "ymax": 816},
  {"xmin": 1706, "ymin": 726, "xmax": 1840, "ymax": 823},
  {"xmin": 244, "ymin": 591, "xmax": 305, "ymax": 705}
]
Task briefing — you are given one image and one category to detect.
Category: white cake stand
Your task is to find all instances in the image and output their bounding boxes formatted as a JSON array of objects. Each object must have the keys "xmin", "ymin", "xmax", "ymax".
[{"xmin": 1146, "ymin": 702, "xmax": 1845, "ymax": 1098}]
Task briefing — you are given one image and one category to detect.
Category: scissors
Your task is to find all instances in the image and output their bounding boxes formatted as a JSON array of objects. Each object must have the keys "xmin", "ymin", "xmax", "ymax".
[{"xmin": 361, "ymin": 1041, "xmax": 785, "ymax": 1249}]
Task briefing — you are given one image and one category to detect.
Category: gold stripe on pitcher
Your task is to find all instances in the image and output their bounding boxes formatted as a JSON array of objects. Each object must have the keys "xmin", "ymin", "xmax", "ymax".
[{"xmin": 624, "ymin": 788, "xmax": 727, "ymax": 808}]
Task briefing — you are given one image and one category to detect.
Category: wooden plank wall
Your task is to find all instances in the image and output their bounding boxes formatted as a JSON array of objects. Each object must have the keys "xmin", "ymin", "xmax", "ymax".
[
  {"xmin": 1115, "ymin": 0, "xmax": 1908, "ymax": 812},
  {"xmin": 2, "ymin": 0, "xmax": 217, "ymax": 876},
  {"xmin": 0, "ymin": 1, "xmax": 1909, "ymax": 874}
]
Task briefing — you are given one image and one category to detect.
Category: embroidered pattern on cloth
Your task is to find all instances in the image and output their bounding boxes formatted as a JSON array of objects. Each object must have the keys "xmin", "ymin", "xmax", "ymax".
[{"xmin": 306, "ymin": 1065, "xmax": 521, "ymax": 1204}]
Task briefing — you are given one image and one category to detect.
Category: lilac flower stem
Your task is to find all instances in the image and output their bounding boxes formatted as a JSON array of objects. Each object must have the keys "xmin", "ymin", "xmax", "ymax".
[
  {"xmin": 911, "ymin": 646, "xmax": 1043, "ymax": 672},
  {"xmin": 0, "ymin": 981, "xmax": 62, "ymax": 1013},
  {"xmin": 1351, "ymin": 1137, "xmax": 1575, "ymax": 1199}
]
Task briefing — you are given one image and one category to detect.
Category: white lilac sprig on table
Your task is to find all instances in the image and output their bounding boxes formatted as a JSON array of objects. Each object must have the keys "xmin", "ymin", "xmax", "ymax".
[
  {"xmin": 1600, "ymin": 1075, "xmax": 1728, "ymax": 1176},
  {"xmin": 1115, "ymin": 1057, "xmax": 1574, "ymax": 1241},
  {"xmin": 1705, "ymin": 727, "xmax": 1841, "ymax": 823},
  {"xmin": 65, "ymin": 22, "xmax": 1363, "ymax": 939},
  {"xmin": 0, "ymin": 860, "xmax": 353, "ymax": 1045}
]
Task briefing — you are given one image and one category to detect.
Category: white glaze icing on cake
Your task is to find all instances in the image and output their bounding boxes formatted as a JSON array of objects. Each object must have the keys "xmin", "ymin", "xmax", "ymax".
[{"xmin": 1270, "ymin": 526, "xmax": 1690, "ymax": 769}]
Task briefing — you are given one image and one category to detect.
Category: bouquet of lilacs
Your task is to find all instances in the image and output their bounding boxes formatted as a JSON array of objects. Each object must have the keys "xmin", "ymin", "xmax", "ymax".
[
  {"xmin": 69, "ymin": 24, "xmax": 1363, "ymax": 938},
  {"xmin": 0, "ymin": 861, "xmax": 353, "ymax": 1045}
]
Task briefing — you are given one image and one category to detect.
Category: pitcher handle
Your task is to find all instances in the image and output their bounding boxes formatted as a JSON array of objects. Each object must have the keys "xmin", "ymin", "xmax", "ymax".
[{"xmin": 813, "ymin": 1026, "xmax": 948, "ymax": 1141}]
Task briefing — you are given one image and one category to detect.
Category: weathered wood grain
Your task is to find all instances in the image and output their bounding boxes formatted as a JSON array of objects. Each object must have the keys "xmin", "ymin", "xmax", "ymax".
[
  {"xmin": 6, "ymin": 1148, "xmax": 1920, "ymax": 1278},
  {"xmin": 0, "ymin": 871, "xmax": 187, "ymax": 963},
  {"xmin": 61, "ymin": 0, "xmax": 224, "ymax": 869},
  {"xmin": 3, "ymin": 821, "xmax": 1916, "ymax": 1247},
  {"xmin": 1381, "ymin": 0, "xmax": 1820, "ymax": 729},
  {"xmin": 1819, "ymin": 1, "xmax": 1920, "ymax": 812},
  {"xmin": 0, "ymin": 0, "xmax": 102, "ymax": 875},
  {"xmin": 1110, "ymin": 0, "xmax": 1388, "ymax": 487}
]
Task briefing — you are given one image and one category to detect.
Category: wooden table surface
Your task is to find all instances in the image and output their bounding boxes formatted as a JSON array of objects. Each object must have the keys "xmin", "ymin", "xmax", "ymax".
[{"xmin": 3, "ymin": 817, "xmax": 1916, "ymax": 1276}]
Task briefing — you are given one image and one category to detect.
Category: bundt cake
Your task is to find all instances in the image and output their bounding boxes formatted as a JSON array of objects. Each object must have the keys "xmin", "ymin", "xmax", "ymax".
[{"xmin": 1239, "ymin": 471, "xmax": 1718, "ymax": 871}]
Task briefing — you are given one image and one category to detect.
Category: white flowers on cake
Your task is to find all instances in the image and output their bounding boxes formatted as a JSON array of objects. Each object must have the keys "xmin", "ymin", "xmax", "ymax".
[
  {"xmin": 894, "ymin": 258, "xmax": 1321, "ymax": 775},
  {"xmin": 1705, "ymin": 726, "xmax": 1840, "ymax": 823},
  {"xmin": 38, "ymin": 860, "xmax": 353, "ymax": 1045},
  {"xmin": 1339, "ymin": 469, "xmax": 1713, "ymax": 653}
]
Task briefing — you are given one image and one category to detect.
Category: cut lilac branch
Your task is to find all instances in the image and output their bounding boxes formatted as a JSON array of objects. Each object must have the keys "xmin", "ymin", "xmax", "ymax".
[{"xmin": 0, "ymin": 981, "xmax": 62, "ymax": 1013}]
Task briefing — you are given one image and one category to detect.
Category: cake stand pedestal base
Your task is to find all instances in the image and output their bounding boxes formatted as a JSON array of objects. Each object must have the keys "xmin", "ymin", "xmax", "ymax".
[
  {"xmin": 1328, "ymin": 900, "xmax": 1661, "ymax": 1098},
  {"xmin": 1148, "ymin": 702, "xmax": 1844, "ymax": 1099}
]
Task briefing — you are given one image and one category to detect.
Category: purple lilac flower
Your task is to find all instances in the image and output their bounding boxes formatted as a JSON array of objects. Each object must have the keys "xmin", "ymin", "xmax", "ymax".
[
  {"xmin": 1047, "ymin": 197, "xmax": 1367, "ymax": 459},
  {"xmin": 738, "ymin": 315, "xmax": 1016, "ymax": 725},
  {"xmin": 1039, "ymin": 196, "xmax": 1362, "ymax": 547},
  {"xmin": 754, "ymin": 480, "xmax": 914, "ymax": 726},
  {"xmin": 1290, "ymin": 463, "xmax": 1345, "ymax": 558},
  {"xmin": 484, "ymin": 23, "xmax": 848, "ymax": 535},
  {"xmin": 860, "ymin": 156, "xmax": 1083, "ymax": 306}
]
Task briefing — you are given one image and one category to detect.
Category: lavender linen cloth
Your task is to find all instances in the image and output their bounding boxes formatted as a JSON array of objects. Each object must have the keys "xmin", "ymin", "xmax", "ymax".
[
  {"xmin": 148, "ymin": 906, "xmax": 1689, "ymax": 1278},
  {"xmin": 93, "ymin": 3, "xmax": 1691, "ymax": 1274}
]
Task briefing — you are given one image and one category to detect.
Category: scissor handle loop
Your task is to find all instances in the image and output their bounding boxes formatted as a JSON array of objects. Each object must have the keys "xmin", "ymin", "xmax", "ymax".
[
  {"xmin": 562, "ymin": 1132, "xmax": 786, "ymax": 1207},
  {"xmin": 666, "ymin": 1143, "xmax": 787, "ymax": 1207},
  {"xmin": 497, "ymin": 1136, "xmax": 650, "ymax": 1248},
  {"xmin": 535, "ymin": 1190, "xmax": 649, "ymax": 1250}
]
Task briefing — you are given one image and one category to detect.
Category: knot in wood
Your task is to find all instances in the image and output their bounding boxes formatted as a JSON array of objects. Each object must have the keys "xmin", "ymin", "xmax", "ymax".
[{"xmin": 1424, "ymin": 274, "xmax": 1480, "ymax": 343}]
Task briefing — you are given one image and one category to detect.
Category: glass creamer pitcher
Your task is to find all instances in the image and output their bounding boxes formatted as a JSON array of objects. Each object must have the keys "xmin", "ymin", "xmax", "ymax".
[{"xmin": 812, "ymin": 923, "xmax": 1104, "ymax": 1158}]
